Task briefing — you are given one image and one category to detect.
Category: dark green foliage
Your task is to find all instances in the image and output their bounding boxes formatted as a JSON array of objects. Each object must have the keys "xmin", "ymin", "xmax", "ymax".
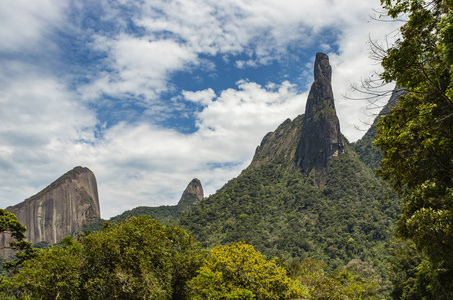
[
  {"xmin": 0, "ymin": 209, "xmax": 38, "ymax": 272},
  {"xmin": 82, "ymin": 204, "xmax": 184, "ymax": 234},
  {"xmin": 2, "ymin": 237, "xmax": 83, "ymax": 300},
  {"xmin": 32, "ymin": 241, "xmax": 50, "ymax": 250},
  {"xmin": 375, "ymin": 0, "xmax": 453, "ymax": 297},
  {"xmin": 351, "ymin": 88, "xmax": 402, "ymax": 171},
  {"xmin": 79, "ymin": 217, "xmax": 204, "ymax": 300},
  {"xmin": 179, "ymin": 125, "xmax": 399, "ymax": 283},
  {"xmin": 82, "ymin": 204, "xmax": 187, "ymax": 234},
  {"xmin": 288, "ymin": 257, "xmax": 382, "ymax": 299},
  {"xmin": 1, "ymin": 216, "xmax": 205, "ymax": 300},
  {"xmin": 388, "ymin": 238, "xmax": 453, "ymax": 300},
  {"xmin": 388, "ymin": 239, "xmax": 433, "ymax": 300},
  {"xmin": 0, "ymin": 209, "xmax": 27, "ymax": 244},
  {"xmin": 351, "ymin": 121, "xmax": 381, "ymax": 171},
  {"xmin": 1, "ymin": 216, "xmax": 385, "ymax": 299},
  {"xmin": 83, "ymin": 179, "xmax": 203, "ymax": 233}
]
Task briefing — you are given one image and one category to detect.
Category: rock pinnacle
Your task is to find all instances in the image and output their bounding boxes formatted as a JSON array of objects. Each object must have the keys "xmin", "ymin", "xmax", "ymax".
[{"xmin": 296, "ymin": 52, "xmax": 344, "ymax": 181}]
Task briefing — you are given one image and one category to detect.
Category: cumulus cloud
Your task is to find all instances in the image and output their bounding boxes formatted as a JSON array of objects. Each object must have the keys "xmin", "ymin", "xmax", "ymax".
[
  {"xmin": 95, "ymin": 81, "xmax": 306, "ymax": 217},
  {"xmin": 80, "ymin": 36, "xmax": 198, "ymax": 101},
  {"xmin": 182, "ymin": 89, "xmax": 216, "ymax": 106},
  {"xmin": 0, "ymin": 0, "xmax": 67, "ymax": 52},
  {"xmin": 0, "ymin": 67, "xmax": 307, "ymax": 218},
  {"xmin": 327, "ymin": 10, "xmax": 400, "ymax": 141},
  {"xmin": 0, "ymin": 0, "xmax": 402, "ymax": 218},
  {"xmin": 80, "ymin": 0, "xmax": 395, "ymax": 102},
  {"xmin": 0, "ymin": 63, "xmax": 97, "ymax": 207}
]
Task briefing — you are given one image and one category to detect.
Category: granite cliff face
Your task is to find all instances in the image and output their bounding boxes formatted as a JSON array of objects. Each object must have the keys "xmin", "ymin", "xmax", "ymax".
[
  {"xmin": 295, "ymin": 52, "xmax": 344, "ymax": 179},
  {"xmin": 251, "ymin": 116, "xmax": 304, "ymax": 170},
  {"xmin": 3, "ymin": 166, "xmax": 100, "ymax": 247}
]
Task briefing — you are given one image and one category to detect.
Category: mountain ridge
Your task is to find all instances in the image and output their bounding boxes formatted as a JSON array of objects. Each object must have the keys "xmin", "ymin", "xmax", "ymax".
[
  {"xmin": 178, "ymin": 53, "xmax": 399, "ymax": 278},
  {"xmin": 98, "ymin": 177, "xmax": 204, "ymax": 227}
]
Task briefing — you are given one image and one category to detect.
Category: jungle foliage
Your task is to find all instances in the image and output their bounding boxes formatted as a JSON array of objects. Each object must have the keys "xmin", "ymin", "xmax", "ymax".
[
  {"xmin": 1, "ymin": 216, "xmax": 386, "ymax": 299},
  {"xmin": 1, "ymin": 216, "xmax": 204, "ymax": 300},
  {"xmin": 4, "ymin": 1, "xmax": 452, "ymax": 298},
  {"xmin": 187, "ymin": 242, "xmax": 309, "ymax": 300},
  {"xmin": 179, "ymin": 148, "xmax": 398, "ymax": 284},
  {"xmin": 374, "ymin": 0, "xmax": 453, "ymax": 298}
]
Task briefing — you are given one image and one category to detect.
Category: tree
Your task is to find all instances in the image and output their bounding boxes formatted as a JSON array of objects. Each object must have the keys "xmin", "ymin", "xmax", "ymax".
[
  {"xmin": 188, "ymin": 242, "xmax": 309, "ymax": 300},
  {"xmin": 80, "ymin": 216, "xmax": 204, "ymax": 300},
  {"xmin": 0, "ymin": 209, "xmax": 26, "ymax": 245},
  {"xmin": 0, "ymin": 216, "xmax": 205, "ymax": 300},
  {"xmin": 288, "ymin": 258, "xmax": 381, "ymax": 299},
  {"xmin": 388, "ymin": 239, "xmax": 433, "ymax": 300},
  {"xmin": 0, "ymin": 209, "xmax": 36, "ymax": 272},
  {"xmin": 1, "ymin": 236, "xmax": 82, "ymax": 299},
  {"xmin": 374, "ymin": 0, "xmax": 453, "ymax": 298}
]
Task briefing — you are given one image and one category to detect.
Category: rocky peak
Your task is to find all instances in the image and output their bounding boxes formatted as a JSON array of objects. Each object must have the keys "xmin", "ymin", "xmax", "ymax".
[
  {"xmin": 296, "ymin": 52, "xmax": 344, "ymax": 181},
  {"xmin": 2, "ymin": 166, "xmax": 100, "ymax": 252},
  {"xmin": 177, "ymin": 178, "xmax": 204, "ymax": 213},
  {"xmin": 314, "ymin": 52, "xmax": 332, "ymax": 82}
]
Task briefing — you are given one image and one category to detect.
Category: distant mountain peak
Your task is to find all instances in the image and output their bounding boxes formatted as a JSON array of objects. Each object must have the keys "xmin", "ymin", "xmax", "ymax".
[
  {"xmin": 296, "ymin": 52, "xmax": 344, "ymax": 181},
  {"xmin": 177, "ymin": 178, "xmax": 204, "ymax": 213}
]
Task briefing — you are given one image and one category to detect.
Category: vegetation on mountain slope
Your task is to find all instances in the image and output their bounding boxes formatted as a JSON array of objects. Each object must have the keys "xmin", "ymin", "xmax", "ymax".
[
  {"xmin": 1, "ymin": 216, "xmax": 384, "ymax": 299},
  {"xmin": 83, "ymin": 179, "xmax": 204, "ymax": 233},
  {"xmin": 179, "ymin": 116, "xmax": 399, "ymax": 282},
  {"xmin": 188, "ymin": 242, "xmax": 308, "ymax": 300},
  {"xmin": 374, "ymin": 0, "xmax": 453, "ymax": 298}
]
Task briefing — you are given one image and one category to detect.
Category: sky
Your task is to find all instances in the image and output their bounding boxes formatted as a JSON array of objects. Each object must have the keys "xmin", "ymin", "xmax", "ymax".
[{"xmin": 0, "ymin": 0, "xmax": 401, "ymax": 219}]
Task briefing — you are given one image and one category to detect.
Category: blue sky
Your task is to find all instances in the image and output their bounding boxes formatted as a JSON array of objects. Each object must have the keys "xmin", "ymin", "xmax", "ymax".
[{"xmin": 0, "ymin": 0, "xmax": 400, "ymax": 218}]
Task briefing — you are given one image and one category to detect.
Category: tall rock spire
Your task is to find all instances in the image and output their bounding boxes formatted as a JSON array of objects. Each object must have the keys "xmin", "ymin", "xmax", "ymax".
[{"xmin": 296, "ymin": 52, "xmax": 344, "ymax": 180}]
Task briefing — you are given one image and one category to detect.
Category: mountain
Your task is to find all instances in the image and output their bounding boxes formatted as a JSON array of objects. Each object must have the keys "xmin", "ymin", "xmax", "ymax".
[
  {"xmin": 177, "ymin": 178, "xmax": 204, "ymax": 213},
  {"xmin": 103, "ymin": 178, "xmax": 204, "ymax": 225},
  {"xmin": 1, "ymin": 166, "xmax": 100, "ymax": 253},
  {"xmin": 296, "ymin": 53, "xmax": 344, "ymax": 184},
  {"xmin": 179, "ymin": 53, "xmax": 399, "ymax": 276}
]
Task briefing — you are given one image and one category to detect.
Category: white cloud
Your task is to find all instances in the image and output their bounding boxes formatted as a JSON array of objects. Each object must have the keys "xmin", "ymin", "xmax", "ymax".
[
  {"xmin": 327, "ymin": 10, "xmax": 401, "ymax": 141},
  {"xmin": 0, "ymin": 0, "xmax": 403, "ymax": 219},
  {"xmin": 0, "ymin": 61, "xmax": 294, "ymax": 218},
  {"xmin": 80, "ymin": 36, "xmax": 198, "ymax": 101},
  {"xmin": 182, "ymin": 88, "xmax": 216, "ymax": 106},
  {"xmin": 0, "ymin": 0, "xmax": 67, "ymax": 52},
  {"xmin": 94, "ymin": 80, "xmax": 306, "ymax": 217},
  {"xmin": 78, "ymin": 0, "xmax": 401, "ymax": 134},
  {"xmin": 0, "ymin": 63, "xmax": 97, "ymax": 209}
]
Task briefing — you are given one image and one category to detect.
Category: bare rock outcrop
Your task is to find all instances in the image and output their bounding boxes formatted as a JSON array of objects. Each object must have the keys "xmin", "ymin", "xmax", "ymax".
[
  {"xmin": 2, "ymin": 166, "xmax": 100, "ymax": 249},
  {"xmin": 251, "ymin": 53, "xmax": 345, "ymax": 183},
  {"xmin": 177, "ymin": 178, "xmax": 204, "ymax": 213},
  {"xmin": 296, "ymin": 52, "xmax": 344, "ymax": 181}
]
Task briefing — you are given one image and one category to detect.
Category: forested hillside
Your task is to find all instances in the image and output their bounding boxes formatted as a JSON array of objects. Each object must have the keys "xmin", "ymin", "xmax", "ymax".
[
  {"xmin": 179, "ymin": 54, "xmax": 400, "ymax": 281},
  {"xmin": 179, "ymin": 117, "xmax": 398, "ymax": 275}
]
